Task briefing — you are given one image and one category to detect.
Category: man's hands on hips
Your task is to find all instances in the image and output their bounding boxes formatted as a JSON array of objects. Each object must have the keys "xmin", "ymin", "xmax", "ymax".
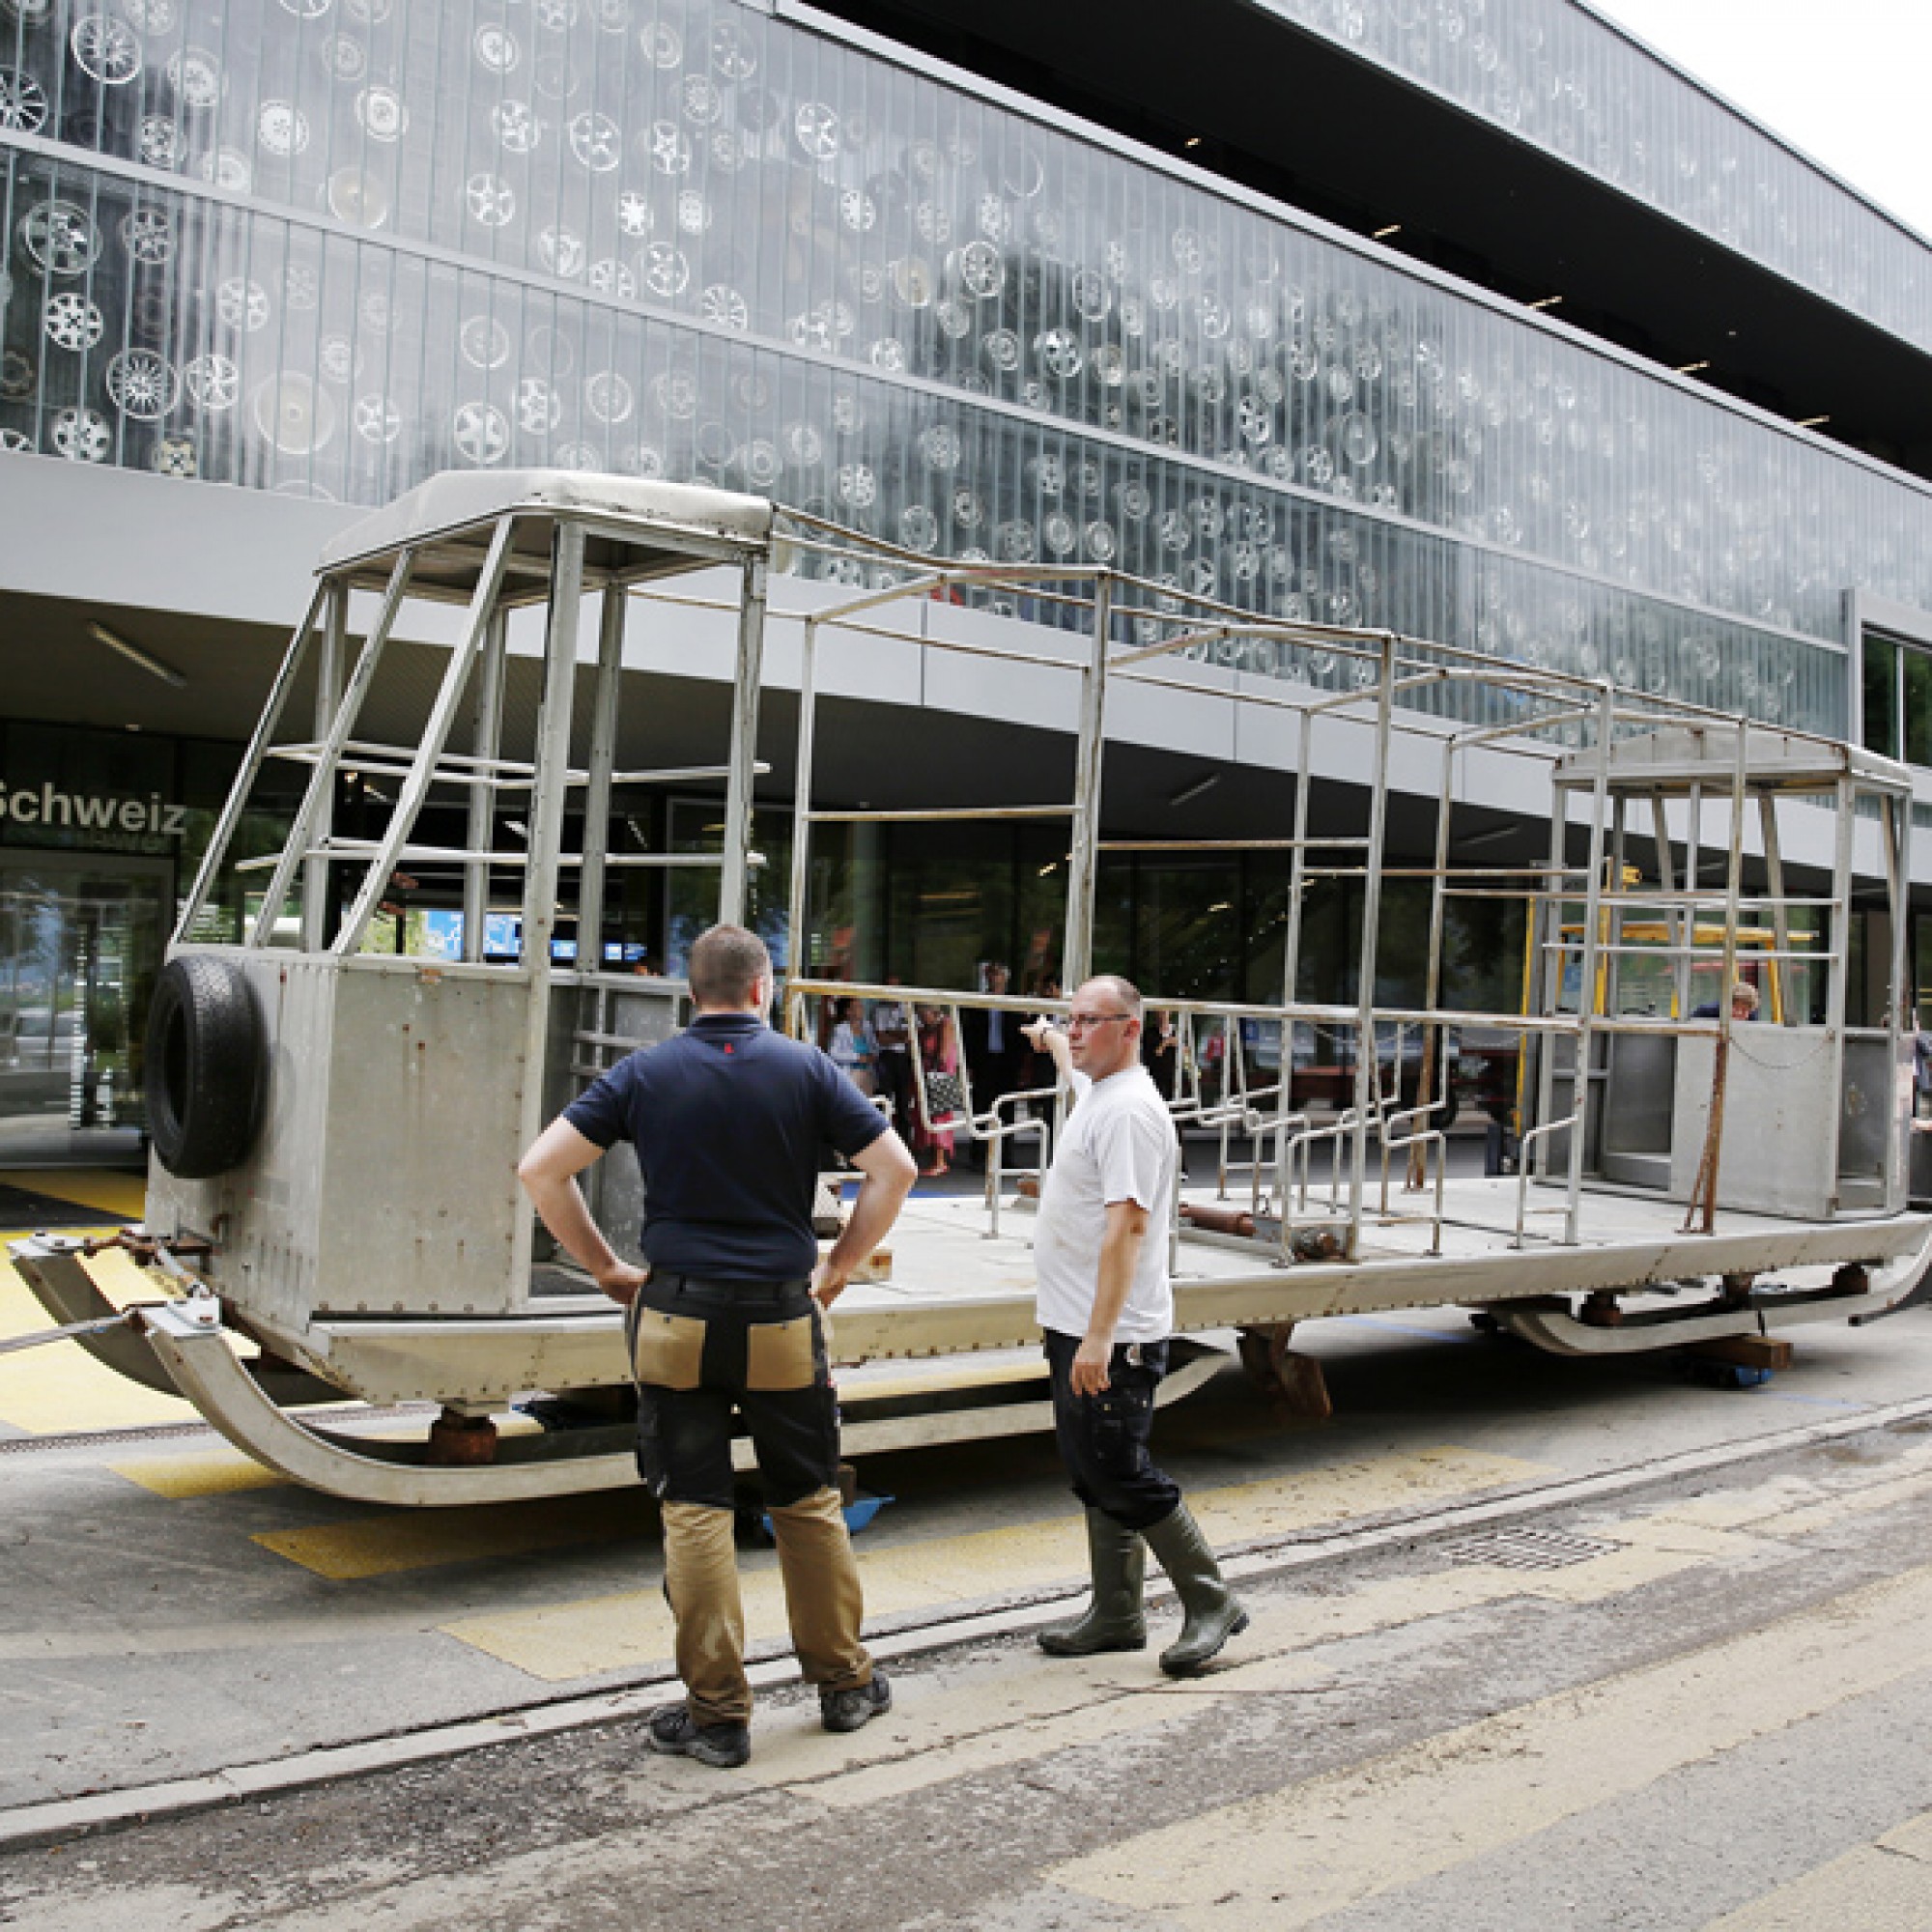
[
  {"xmin": 595, "ymin": 1262, "xmax": 648, "ymax": 1306},
  {"xmin": 1071, "ymin": 1331, "xmax": 1113, "ymax": 1396}
]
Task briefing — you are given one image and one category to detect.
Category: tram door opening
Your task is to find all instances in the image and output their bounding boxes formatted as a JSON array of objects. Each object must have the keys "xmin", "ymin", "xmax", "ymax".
[{"xmin": 0, "ymin": 858, "xmax": 167, "ymax": 1165}]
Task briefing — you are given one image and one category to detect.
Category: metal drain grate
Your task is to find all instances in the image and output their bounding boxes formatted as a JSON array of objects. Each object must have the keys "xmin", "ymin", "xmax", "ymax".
[{"xmin": 1440, "ymin": 1525, "xmax": 1619, "ymax": 1572}]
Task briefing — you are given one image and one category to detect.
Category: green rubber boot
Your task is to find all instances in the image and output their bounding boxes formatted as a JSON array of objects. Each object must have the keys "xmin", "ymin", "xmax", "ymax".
[
  {"xmin": 1037, "ymin": 1508, "xmax": 1148, "ymax": 1656},
  {"xmin": 1142, "ymin": 1501, "xmax": 1249, "ymax": 1676}
]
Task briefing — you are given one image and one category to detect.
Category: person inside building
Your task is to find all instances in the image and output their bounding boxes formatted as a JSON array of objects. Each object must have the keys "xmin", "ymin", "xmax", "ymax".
[
  {"xmin": 867, "ymin": 979, "xmax": 915, "ymax": 1143},
  {"xmin": 517, "ymin": 923, "xmax": 918, "ymax": 1769},
  {"xmin": 962, "ymin": 961, "xmax": 1021, "ymax": 1164},
  {"xmin": 914, "ymin": 1002, "xmax": 961, "ymax": 1177},
  {"xmin": 1021, "ymin": 980, "xmax": 1248, "ymax": 1677},
  {"xmin": 1691, "ymin": 977, "xmax": 1760, "ymax": 1022},
  {"xmin": 823, "ymin": 994, "xmax": 875, "ymax": 1094}
]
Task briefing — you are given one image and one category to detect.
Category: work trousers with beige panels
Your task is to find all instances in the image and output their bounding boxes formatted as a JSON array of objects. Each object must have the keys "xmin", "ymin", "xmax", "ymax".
[{"xmin": 630, "ymin": 1273, "xmax": 873, "ymax": 1728}]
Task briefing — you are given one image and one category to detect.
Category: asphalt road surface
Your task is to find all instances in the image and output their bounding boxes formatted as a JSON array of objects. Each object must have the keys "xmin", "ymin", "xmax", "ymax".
[{"xmin": 7, "ymin": 1264, "xmax": 1932, "ymax": 1925}]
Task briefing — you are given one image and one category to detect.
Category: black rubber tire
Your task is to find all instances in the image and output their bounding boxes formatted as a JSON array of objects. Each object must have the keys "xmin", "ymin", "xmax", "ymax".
[{"xmin": 145, "ymin": 954, "xmax": 267, "ymax": 1179}]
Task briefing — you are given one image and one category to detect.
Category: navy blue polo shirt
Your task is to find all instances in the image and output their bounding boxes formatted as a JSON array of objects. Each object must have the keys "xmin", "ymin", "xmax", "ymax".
[{"xmin": 563, "ymin": 1013, "xmax": 888, "ymax": 1281}]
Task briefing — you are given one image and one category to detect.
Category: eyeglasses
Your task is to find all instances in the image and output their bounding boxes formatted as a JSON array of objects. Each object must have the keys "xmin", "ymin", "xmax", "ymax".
[{"xmin": 1066, "ymin": 1010, "xmax": 1132, "ymax": 1032}]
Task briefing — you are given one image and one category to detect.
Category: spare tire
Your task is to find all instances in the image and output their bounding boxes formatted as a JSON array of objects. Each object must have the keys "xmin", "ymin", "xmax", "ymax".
[{"xmin": 146, "ymin": 954, "xmax": 267, "ymax": 1179}]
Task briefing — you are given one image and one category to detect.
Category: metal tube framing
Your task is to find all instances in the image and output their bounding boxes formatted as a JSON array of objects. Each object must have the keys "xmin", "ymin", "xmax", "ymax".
[
  {"xmin": 1682, "ymin": 725, "xmax": 1751, "ymax": 1235},
  {"xmin": 509, "ymin": 520, "xmax": 590, "ymax": 1302},
  {"xmin": 1821, "ymin": 775, "xmax": 1858, "ymax": 1203},
  {"xmin": 301, "ymin": 582, "xmax": 347, "ymax": 953},
  {"xmin": 248, "ymin": 556, "xmax": 412, "ymax": 949},
  {"xmin": 521, "ymin": 522, "xmax": 588, "ymax": 971},
  {"xmin": 333, "ymin": 521, "xmax": 518, "ymax": 957},
  {"xmin": 1409, "ymin": 736, "xmax": 1455, "ymax": 1191},
  {"xmin": 174, "ymin": 580, "xmax": 328, "ymax": 946},
  {"xmin": 1061, "ymin": 573, "xmax": 1112, "ymax": 989},
  {"xmin": 784, "ymin": 618, "xmax": 820, "ymax": 1025},
  {"xmin": 1886, "ymin": 792, "xmax": 1912, "ymax": 1208},
  {"xmin": 1757, "ymin": 792, "xmax": 1792, "ymax": 1025},
  {"xmin": 462, "ymin": 611, "xmax": 510, "ymax": 965},
  {"xmin": 1563, "ymin": 687, "xmax": 1616, "ymax": 1243},
  {"xmin": 1345, "ymin": 636, "xmax": 1399, "ymax": 1257},
  {"xmin": 718, "ymin": 554, "xmax": 768, "ymax": 927},
  {"xmin": 575, "ymin": 583, "xmax": 628, "ymax": 963}
]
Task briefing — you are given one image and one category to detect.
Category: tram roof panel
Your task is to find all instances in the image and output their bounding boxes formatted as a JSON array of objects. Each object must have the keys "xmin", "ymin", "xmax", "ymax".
[
  {"xmin": 1553, "ymin": 723, "xmax": 1913, "ymax": 798},
  {"xmin": 318, "ymin": 469, "xmax": 775, "ymax": 601}
]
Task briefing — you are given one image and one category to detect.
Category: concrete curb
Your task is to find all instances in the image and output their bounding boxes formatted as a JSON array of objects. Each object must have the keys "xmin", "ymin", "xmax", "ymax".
[{"xmin": 8, "ymin": 1387, "xmax": 1932, "ymax": 1853}]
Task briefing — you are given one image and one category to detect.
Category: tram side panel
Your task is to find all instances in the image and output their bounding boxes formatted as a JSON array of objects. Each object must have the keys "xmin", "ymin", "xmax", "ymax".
[{"xmin": 147, "ymin": 952, "xmax": 534, "ymax": 1327}]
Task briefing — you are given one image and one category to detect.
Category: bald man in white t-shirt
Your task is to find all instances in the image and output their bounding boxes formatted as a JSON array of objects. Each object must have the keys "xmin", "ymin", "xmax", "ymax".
[{"xmin": 1023, "ymin": 976, "xmax": 1247, "ymax": 1677}]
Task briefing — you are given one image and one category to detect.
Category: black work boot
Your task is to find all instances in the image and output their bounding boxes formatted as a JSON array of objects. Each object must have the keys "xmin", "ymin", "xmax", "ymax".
[
  {"xmin": 1141, "ymin": 1502, "xmax": 1249, "ymax": 1676},
  {"xmin": 1038, "ymin": 1508, "xmax": 1148, "ymax": 1657}
]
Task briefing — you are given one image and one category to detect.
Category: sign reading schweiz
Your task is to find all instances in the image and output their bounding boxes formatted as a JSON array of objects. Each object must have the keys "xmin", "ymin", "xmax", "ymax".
[{"xmin": 0, "ymin": 781, "xmax": 187, "ymax": 838}]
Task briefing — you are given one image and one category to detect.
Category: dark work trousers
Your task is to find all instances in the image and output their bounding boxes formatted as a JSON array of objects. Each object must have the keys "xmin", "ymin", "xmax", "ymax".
[
  {"xmin": 629, "ymin": 1274, "xmax": 840, "ymax": 1510},
  {"xmin": 873, "ymin": 1045, "xmax": 915, "ymax": 1146},
  {"xmin": 1042, "ymin": 1327, "xmax": 1181, "ymax": 1532},
  {"xmin": 629, "ymin": 1273, "xmax": 869, "ymax": 1726}
]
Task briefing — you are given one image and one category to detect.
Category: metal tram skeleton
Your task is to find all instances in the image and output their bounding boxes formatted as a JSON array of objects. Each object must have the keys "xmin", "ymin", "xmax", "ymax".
[{"xmin": 12, "ymin": 471, "xmax": 1929, "ymax": 1504}]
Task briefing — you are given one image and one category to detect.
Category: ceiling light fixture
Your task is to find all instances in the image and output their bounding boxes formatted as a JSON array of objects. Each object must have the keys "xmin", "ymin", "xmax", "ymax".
[
  {"xmin": 1528, "ymin": 295, "xmax": 1564, "ymax": 309},
  {"xmin": 1184, "ymin": 135, "xmax": 1202, "ymax": 149},
  {"xmin": 1675, "ymin": 359, "xmax": 1711, "ymax": 375},
  {"xmin": 1373, "ymin": 223, "xmax": 1402, "ymax": 239},
  {"xmin": 87, "ymin": 620, "xmax": 185, "ymax": 689},
  {"xmin": 1797, "ymin": 414, "xmax": 1831, "ymax": 428},
  {"xmin": 1169, "ymin": 773, "xmax": 1221, "ymax": 809}
]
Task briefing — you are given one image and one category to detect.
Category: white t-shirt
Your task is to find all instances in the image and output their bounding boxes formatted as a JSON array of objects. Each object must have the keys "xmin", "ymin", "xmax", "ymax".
[{"xmin": 1034, "ymin": 1062, "xmax": 1177, "ymax": 1345}]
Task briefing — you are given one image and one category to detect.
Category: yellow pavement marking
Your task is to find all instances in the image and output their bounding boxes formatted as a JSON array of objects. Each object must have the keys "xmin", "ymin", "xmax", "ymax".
[
  {"xmin": 253, "ymin": 1490, "xmax": 660, "ymax": 1580},
  {"xmin": 0, "ymin": 1247, "xmax": 194, "ymax": 1434},
  {"xmin": 111, "ymin": 1449, "xmax": 286, "ymax": 1499},
  {"xmin": 0, "ymin": 1168, "xmax": 146, "ymax": 1218},
  {"xmin": 1699, "ymin": 1809, "xmax": 1932, "ymax": 1931},
  {"xmin": 1048, "ymin": 1562, "xmax": 1932, "ymax": 1929},
  {"xmin": 440, "ymin": 1445, "xmax": 1549, "ymax": 1682},
  {"xmin": 754, "ymin": 1505, "xmax": 1744, "ymax": 1816}
]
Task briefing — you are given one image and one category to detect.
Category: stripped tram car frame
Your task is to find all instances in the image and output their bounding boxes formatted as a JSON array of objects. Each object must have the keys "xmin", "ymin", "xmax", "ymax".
[{"xmin": 12, "ymin": 470, "xmax": 1929, "ymax": 1504}]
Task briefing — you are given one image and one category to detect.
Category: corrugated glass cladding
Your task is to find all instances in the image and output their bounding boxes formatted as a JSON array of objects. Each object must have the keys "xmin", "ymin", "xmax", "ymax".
[
  {"xmin": 0, "ymin": 0, "xmax": 1921, "ymax": 740},
  {"xmin": 1256, "ymin": 0, "xmax": 1932, "ymax": 358}
]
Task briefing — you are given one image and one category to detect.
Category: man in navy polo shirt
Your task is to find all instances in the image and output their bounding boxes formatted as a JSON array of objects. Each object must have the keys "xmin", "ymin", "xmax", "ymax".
[{"xmin": 519, "ymin": 923, "xmax": 917, "ymax": 1769}]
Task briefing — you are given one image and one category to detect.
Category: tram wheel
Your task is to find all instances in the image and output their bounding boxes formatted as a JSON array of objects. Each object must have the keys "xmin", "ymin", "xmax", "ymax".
[{"xmin": 145, "ymin": 954, "xmax": 267, "ymax": 1179}]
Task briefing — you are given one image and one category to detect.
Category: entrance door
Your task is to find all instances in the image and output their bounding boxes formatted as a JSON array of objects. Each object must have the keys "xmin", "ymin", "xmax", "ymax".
[{"xmin": 0, "ymin": 856, "xmax": 168, "ymax": 1166}]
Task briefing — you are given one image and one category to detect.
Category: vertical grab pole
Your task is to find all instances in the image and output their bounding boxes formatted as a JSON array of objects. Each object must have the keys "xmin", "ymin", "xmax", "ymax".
[
  {"xmin": 718, "ymin": 552, "xmax": 769, "ymax": 929},
  {"xmin": 1346, "ymin": 634, "xmax": 1397, "ymax": 1260},
  {"xmin": 1886, "ymin": 790, "xmax": 1912, "ymax": 1210},
  {"xmin": 461, "ymin": 611, "xmax": 509, "ymax": 965},
  {"xmin": 1276, "ymin": 707, "xmax": 1315, "ymax": 1247},
  {"xmin": 1650, "ymin": 794, "xmax": 1680, "ymax": 1016},
  {"xmin": 301, "ymin": 582, "xmax": 348, "ymax": 953},
  {"xmin": 1530, "ymin": 774, "xmax": 1569, "ymax": 1167},
  {"xmin": 1563, "ymin": 685, "xmax": 1615, "ymax": 1244},
  {"xmin": 511, "ymin": 520, "xmax": 589, "ymax": 1300},
  {"xmin": 1683, "ymin": 723, "xmax": 1750, "ymax": 1235},
  {"xmin": 576, "ymin": 583, "xmax": 628, "ymax": 967},
  {"xmin": 1821, "ymin": 774, "xmax": 1857, "ymax": 1206},
  {"xmin": 1062, "ymin": 572, "xmax": 1111, "ymax": 990},
  {"xmin": 1409, "ymin": 735, "xmax": 1454, "ymax": 1191},
  {"xmin": 784, "ymin": 617, "xmax": 820, "ymax": 1039},
  {"xmin": 1680, "ymin": 782, "xmax": 1702, "ymax": 1019},
  {"xmin": 1757, "ymin": 793, "xmax": 1792, "ymax": 1025}
]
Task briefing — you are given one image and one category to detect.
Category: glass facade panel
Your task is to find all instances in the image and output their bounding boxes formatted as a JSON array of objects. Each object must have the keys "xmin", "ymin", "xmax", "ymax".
[
  {"xmin": 1, "ymin": 0, "xmax": 1927, "ymax": 746},
  {"xmin": 1257, "ymin": 0, "xmax": 1932, "ymax": 356}
]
